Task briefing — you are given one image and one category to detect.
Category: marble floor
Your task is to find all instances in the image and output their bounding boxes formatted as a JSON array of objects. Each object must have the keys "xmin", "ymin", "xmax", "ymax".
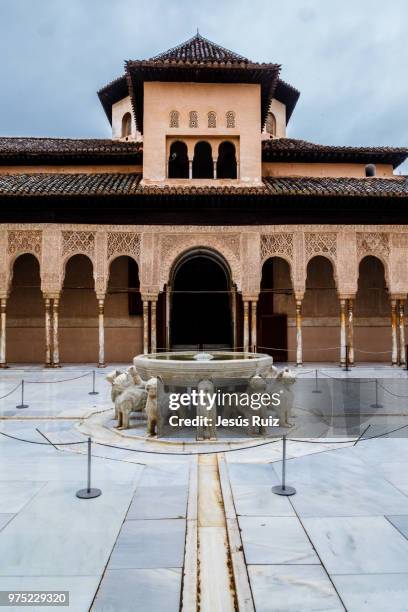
[{"xmin": 0, "ymin": 364, "xmax": 408, "ymax": 611}]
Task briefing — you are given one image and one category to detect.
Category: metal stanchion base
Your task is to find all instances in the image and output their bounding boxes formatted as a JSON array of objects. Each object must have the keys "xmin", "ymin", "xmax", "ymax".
[
  {"xmin": 312, "ymin": 390, "xmax": 322, "ymax": 394},
  {"xmin": 76, "ymin": 488, "xmax": 102, "ymax": 499},
  {"xmin": 16, "ymin": 404, "xmax": 29, "ymax": 409},
  {"xmin": 88, "ymin": 391, "xmax": 99, "ymax": 396},
  {"xmin": 370, "ymin": 403, "xmax": 383, "ymax": 409},
  {"xmin": 272, "ymin": 485, "xmax": 296, "ymax": 496}
]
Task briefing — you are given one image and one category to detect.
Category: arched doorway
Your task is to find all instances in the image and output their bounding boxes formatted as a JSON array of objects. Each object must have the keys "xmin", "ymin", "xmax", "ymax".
[
  {"xmin": 303, "ymin": 256, "xmax": 339, "ymax": 362},
  {"xmin": 60, "ymin": 254, "xmax": 97, "ymax": 363},
  {"xmin": 217, "ymin": 141, "xmax": 237, "ymax": 179},
  {"xmin": 7, "ymin": 254, "xmax": 44, "ymax": 363},
  {"xmin": 258, "ymin": 257, "xmax": 294, "ymax": 362},
  {"xmin": 170, "ymin": 249, "xmax": 233, "ymax": 349},
  {"xmin": 192, "ymin": 142, "xmax": 213, "ymax": 179},
  {"xmin": 168, "ymin": 141, "xmax": 189, "ymax": 178},
  {"xmin": 354, "ymin": 256, "xmax": 390, "ymax": 361},
  {"xmin": 105, "ymin": 256, "xmax": 142, "ymax": 361}
]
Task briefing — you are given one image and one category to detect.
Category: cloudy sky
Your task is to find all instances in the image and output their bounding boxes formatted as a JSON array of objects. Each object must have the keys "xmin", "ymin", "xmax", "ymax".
[{"xmin": 0, "ymin": 0, "xmax": 407, "ymax": 170}]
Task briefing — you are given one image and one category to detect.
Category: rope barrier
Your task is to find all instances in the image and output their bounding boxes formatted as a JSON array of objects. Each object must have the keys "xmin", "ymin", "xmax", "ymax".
[
  {"xmin": 0, "ymin": 430, "xmax": 87, "ymax": 446},
  {"xmin": 25, "ymin": 372, "xmax": 93, "ymax": 384},
  {"xmin": 0, "ymin": 381, "xmax": 22, "ymax": 400}
]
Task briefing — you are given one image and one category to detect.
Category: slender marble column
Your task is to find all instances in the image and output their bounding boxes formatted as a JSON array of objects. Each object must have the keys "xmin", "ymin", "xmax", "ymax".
[
  {"xmin": 151, "ymin": 300, "xmax": 157, "ymax": 354},
  {"xmin": 347, "ymin": 298, "xmax": 354, "ymax": 365},
  {"xmin": 399, "ymin": 299, "xmax": 406, "ymax": 366},
  {"xmin": 295, "ymin": 299, "xmax": 303, "ymax": 367},
  {"xmin": 143, "ymin": 300, "xmax": 149, "ymax": 354},
  {"xmin": 0, "ymin": 297, "xmax": 7, "ymax": 368},
  {"xmin": 243, "ymin": 300, "xmax": 249, "ymax": 353},
  {"xmin": 44, "ymin": 297, "xmax": 52, "ymax": 367},
  {"xmin": 213, "ymin": 160, "xmax": 217, "ymax": 180},
  {"xmin": 165, "ymin": 285, "xmax": 171, "ymax": 350},
  {"xmin": 52, "ymin": 296, "xmax": 60, "ymax": 367},
  {"xmin": 251, "ymin": 301, "xmax": 257, "ymax": 353},
  {"xmin": 231, "ymin": 286, "xmax": 237, "ymax": 350},
  {"xmin": 188, "ymin": 160, "xmax": 193, "ymax": 180},
  {"xmin": 391, "ymin": 298, "xmax": 398, "ymax": 366},
  {"xmin": 339, "ymin": 298, "xmax": 347, "ymax": 366},
  {"xmin": 98, "ymin": 297, "xmax": 105, "ymax": 368}
]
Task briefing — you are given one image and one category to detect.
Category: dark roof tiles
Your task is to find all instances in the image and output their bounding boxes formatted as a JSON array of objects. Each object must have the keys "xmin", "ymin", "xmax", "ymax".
[{"xmin": 150, "ymin": 33, "xmax": 249, "ymax": 64}]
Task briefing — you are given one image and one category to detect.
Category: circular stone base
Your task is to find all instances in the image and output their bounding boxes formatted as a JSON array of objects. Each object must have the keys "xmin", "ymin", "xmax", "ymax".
[
  {"xmin": 76, "ymin": 488, "xmax": 102, "ymax": 499},
  {"xmin": 272, "ymin": 485, "xmax": 296, "ymax": 496}
]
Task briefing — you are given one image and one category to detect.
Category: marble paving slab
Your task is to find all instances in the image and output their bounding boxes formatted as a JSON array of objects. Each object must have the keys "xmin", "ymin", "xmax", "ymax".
[
  {"xmin": 126, "ymin": 485, "xmax": 188, "ymax": 519},
  {"xmin": 332, "ymin": 573, "xmax": 408, "ymax": 612},
  {"xmin": 248, "ymin": 565, "xmax": 343, "ymax": 612},
  {"xmin": 271, "ymin": 450, "xmax": 408, "ymax": 517},
  {"xmin": 108, "ymin": 519, "xmax": 186, "ymax": 569},
  {"xmin": 231, "ymin": 484, "xmax": 295, "ymax": 517},
  {"xmin": 303, "ymin": 516, "xmax": 408, "ymax": 574},
  {"xmin": 138, "ymin": 463, "xmax": 190, "ymax": 487},
  {"xmin": 227, "ymin": 462, "xmax": 279, "ymax": 486},
  {"xmin": 0, "ymin": 575, "xmax": 101, "ymax": 612},
  {"xmin": 0, "ymin": 482, "xmax": 46, "ymax": 513},
  {"xmin": 0, "ymin": 515, "xmax": 15, "ymax": 532},
  {"xmin": 386, "ymin": 515, "xmax": 408, "ymax": 540},
  {"xmin": 92, "ymin": 568, "xmax": 182, "ymax": 612},
  {"xmin": 239, "ymin": 516, "xmax": 319, "ymax": 565},
  {"xmin": 0, "ymin": 482, "xmax": 135, "ymax": 577}
]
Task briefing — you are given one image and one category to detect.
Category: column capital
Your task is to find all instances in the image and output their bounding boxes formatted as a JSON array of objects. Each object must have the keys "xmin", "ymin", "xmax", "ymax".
[
  {"xmin": 339, "ymin": 294, "xmax": 356, "ymax": 301},
  {"xmin": 294, "ymin": 292, "xmax": 304, "ymax": 302},
  {"xmin": 391, "ymin": 293, "xmax": 407, "ymax": 301}
]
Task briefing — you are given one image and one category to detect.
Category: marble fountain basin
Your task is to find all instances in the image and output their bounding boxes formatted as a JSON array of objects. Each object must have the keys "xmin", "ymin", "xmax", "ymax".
[{"xmin": 133, "ymin": 351, "xmax": 273, "ymax": 386}]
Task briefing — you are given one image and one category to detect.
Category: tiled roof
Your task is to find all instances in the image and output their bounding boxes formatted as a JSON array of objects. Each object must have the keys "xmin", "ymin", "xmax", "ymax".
[
  {"xmin": 0, "ymin": 172, "xmax": 407, "ymax": 198},
  {"xmin": 263, "ymin": 176, "xmax": 408, "ymax": 197},
  {"xmin": 262, "ymin": 138, "xmax": 408, "ymax": 168},
  {"xmin": 0, "ymin": 173, "xmax": 142, "ymax": 196},
  {"xmin": 0, "ymin": 137, "xmax": 142, "ymax": 164},
  {"xmin": 150, "ymin": 33, "xmax": 249, "ymax": 64}
]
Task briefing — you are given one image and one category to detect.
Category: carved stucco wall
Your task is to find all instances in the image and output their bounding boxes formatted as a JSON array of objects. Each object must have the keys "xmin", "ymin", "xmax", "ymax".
[{"xmin": 1, "ymin": 225, "xmax": 408, "ymax": 299}]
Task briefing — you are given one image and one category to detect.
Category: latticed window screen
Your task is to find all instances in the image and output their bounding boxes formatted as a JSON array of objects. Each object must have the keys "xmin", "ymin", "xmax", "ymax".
[
  {"xmin": 189, "ymin": 111, "xmax": 198, "ymax": 128},
  {"xmin": 169, "ymin": 110, "xmax": 179, "ymax": 128},
  {"xmin": 208, "ymin": 111, "xmax": 216, "ymax": 128},
  {"xmin": 226, "ymin": 111, "xmax": 235, "ymax": 128}
]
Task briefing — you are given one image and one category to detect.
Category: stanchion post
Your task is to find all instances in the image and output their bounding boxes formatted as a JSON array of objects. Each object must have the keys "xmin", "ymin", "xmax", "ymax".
[
  {"xmin": 312, "ymin": 368, "xmax": 322, "ymax": 394},
  {"xmin": 89, "ymin": 370, "xmax": 99, "ymax": 396},
  {"xmin": 16, "ymin": 379, "xmax": 29, "ymax": 409},
  {"xmin": 406, "ymin": 345, "xmax": 408, "ymax": 372},
  {"xmin": 370, "ymin": 379, "xmax": 383, "ymax": 409},
  {"xmin": 272, "ymin": 435, "xmax": 296, "ymax": 496},
  {"xmin": 76, "ymin": 437, "xmax": 102, "ymax": 499},
  {"xmin": 344, "ymin": 345, "xmax": 350, "ymax": 372}
]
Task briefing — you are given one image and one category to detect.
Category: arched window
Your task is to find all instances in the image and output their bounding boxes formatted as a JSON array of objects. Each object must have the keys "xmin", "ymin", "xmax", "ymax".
[
  {"xmin": 226, "ymin": 111, "xmax": 235, "ymax": 128},
  {"xmin": 208, "ymin": 111, "xmax": 217, "ymax": 128},
  {"xmin": 265, "ymin": 112, "xmax": 276, "ymax": 136},
  {"xmin": 192, "ymin": 141, "xmax": 213, "ymax": 179},
  {"xmin": 121, "ymin": 112, "xmax": 132, "ymax": 138},
  {"xmin": 168, "ymin": 141, "xmax": 189, "ymax": 178},
  {"xmin": 217, "ymin": 141, "xmax": 237, "ymax": 179},
  {"xmin": 189, "ymin": 111, "xmax": 198, "ymax": 128},
  {"xmin": 169, "ymin": 110, "xmax": 179, "ymax": 128}
]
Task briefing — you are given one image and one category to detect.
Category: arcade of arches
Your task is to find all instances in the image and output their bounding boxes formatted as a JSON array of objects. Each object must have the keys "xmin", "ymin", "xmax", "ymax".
[{"xmin": 1, "ymin": 226, "xmax": 407, "ymax": 367}]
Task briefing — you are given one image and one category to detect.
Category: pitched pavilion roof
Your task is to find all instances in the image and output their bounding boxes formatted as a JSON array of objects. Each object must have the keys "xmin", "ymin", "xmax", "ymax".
[
  {"xmin": 150, "ymin": 32, "xmax": 249, "ymax": 63},
  {"xmin": 1, "ymin": 172, "xmax": 407, "ymax": 198},
  {"xmin": 0, "ymin": 137, "xmax": 142, "ymax": 165},
  {"xmin": 262, "ymin": 138, "xmax": 408, "ymax": 168}
]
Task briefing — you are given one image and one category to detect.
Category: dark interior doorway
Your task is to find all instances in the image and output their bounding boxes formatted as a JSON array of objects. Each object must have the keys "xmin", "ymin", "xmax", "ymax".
[
  {"xmin": 170, "ymin": 251, "xmax": 232, "ymax": 349},
  {"xmin": 168, "ymin": 141, "xmax": 189, "ymax": 178},
  {"xmin": 217, "ymin": 141, "xmax": 237, "ymax": 179},
  {"xmin": 192, "ymin": 142, "xmax": 213, "ymax": 179},
  {"xmin": 258, "ymin": 257, "xmax": 292, "ymax": 362}
]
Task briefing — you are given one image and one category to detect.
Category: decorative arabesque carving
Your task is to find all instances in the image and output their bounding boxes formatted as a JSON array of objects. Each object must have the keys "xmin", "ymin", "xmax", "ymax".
[
  {"xmin": 261, "ymin": 233, "xmax": 293, "ymax": 262},
  {"xmin": 7, "ymin": 230, "xmax": 42, "ymax": 258},
  {"xmin": 107, "ymin": 232, "xmax": 141, "ymax": 262},
  {"xmin": 305, "ymin": 232, "xmax": 337, "ymax": 260},
  {"xmin": 226, "ymin": 111, "xmax": 235, "ymax": 128},
  {"xmin": 357, "ymin": 232, "xmax": 390, "ymax": 258},
  {"xmin": 61, "ymin": 231, "xmax": 95, "ymax": 259}
]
